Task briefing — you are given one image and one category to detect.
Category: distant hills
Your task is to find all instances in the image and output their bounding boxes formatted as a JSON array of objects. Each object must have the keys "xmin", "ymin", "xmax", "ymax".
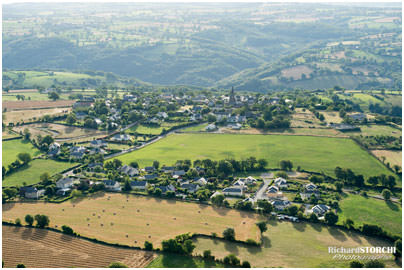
[{"xmin": 2, "ymin": 3, "xmax": 402, "ymax": 91}]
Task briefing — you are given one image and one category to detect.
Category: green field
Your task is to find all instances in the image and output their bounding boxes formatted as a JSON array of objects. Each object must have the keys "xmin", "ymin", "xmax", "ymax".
[
  {"xmin": 345, "ymin": 125, "xmax": 401, "ymax": 137},
  {"xmin": 338, "ymin": 193, "xmax": 402, "ymax": 235},
  {"xmin": 192, "ymin": 221, "xmax": 398, "ymax": 268},
  {"xmin": 2, "ymin": 92, "xmax": 70, "ymax": 101},
  {"xmin": 147, "ymin": 254, "xmax": 223, "ymax": 268},
  {"xmin": 3, "ymin": 159, "xmax": 77, "ymax": 187},
  {"xmin": 2, "ymin": 139, "xmax": 41, "ymax": 167},
  {"xmin": 116, "ymin": 133, "xmax": 391, "ymax": 178},
  {"xmin": 182, "ymin": 123, "xmax": 208, "ymax": 132},
  {"xmin": 127, "ymin": 124, "xmax": 165, "ymax": 135}
]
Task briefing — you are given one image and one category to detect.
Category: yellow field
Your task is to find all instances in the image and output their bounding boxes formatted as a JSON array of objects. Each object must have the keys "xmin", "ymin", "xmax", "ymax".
[
  {"xmin": 3, "ymin": 225, "xmax": 156, "ymax": 268},
  {"xmin": 3, "ymin": 193, "xmax": 261, "ymax": 247},
  {"xmin": 193, "ymin": 221, "xmax": 398, "ymax": 268},
  {"xmin": 319, "ymin": 110, "xmax": 343, "ymax": 124},
  {"xmin": 3, "ymin": 108, "xmax": 71, "ymax": 124},
  {"xmin": 371, "ymin": 150, "xmax": 402, "ymax": 167},
  {"xmin": 291, "ymin": 108, "xmax": 323, "ymax": 128}
]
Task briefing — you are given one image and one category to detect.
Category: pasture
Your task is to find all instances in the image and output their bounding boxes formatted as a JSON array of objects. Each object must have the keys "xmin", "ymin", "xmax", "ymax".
[
  {"xmin": 371, "ymin": 150, "xmax": 402, "ymax": 167},
  {"xmin": 3, "ymin": 108, "xmax": 71, "ymax": 125},
  {"xmin": 192, "ymin": 221, "xmax": 398, "ymax": 268},
  {"xmin": 2, "ymin": 129, "xmax": 20, "ymax": 140},
  {"xmin": 147, "ymin": 254, "xmax": 223, "ymax": 268},
  {"xmin": 3, "ymin": 159, "xmax": 77, "ymax": 187},
  {"xmin": 12, "ymin": 123, "xmax": 108, "ymax": 141},
  {"xmin": 2, "ymin": 91, "xmax": 70, "ymax": 101},
  {"xmin": 291, "ymin": 108, "xmax": 323, "ymax": 128},
  {"xmin": 2, "ymin": 225, "xmax": 157, "ymax": 268},
  {"xmin": 116, "ymin": 133, "xmax": 391, "ymax": 178},
  {"xmin": 338, "ymin": 193, "xmax": 402, "ymax": 236},
  {"xmin": 2, "ymin": 193, "xmax": 261, "ymax": 247},
  {"xmin": 2, "ymin": 139, "xmax": 41, "ymax": 167}
]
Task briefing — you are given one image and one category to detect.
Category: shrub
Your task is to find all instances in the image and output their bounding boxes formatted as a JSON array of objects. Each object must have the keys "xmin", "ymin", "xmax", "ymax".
[
  {"xmin": 15, "ymin": 218, "xmax": 22, "ymax": 226},
  {"xmin": 350, "ymin": 261, "xmax": 364, "ymax": 268},
  {"xmin": 108, "ymin": 262, "xmax": 128, "ymax": 268},
  {"xmin": 364, "ymin": 260, "xmax": 385, "ymax": 268},
  {"xmin": 16, "ymin": 264, "xmax": 26, "ymax": 268},
  {"xmin": 203, "ymin": 250, "xmax": 214, "ymax": 260},
  {"xmin": 25, "ymin": 214, "xmax": 34, "ymax": 226},
  {"xmin": 61, "ymin": 225, "xmax": 74, "ymax": 235},
  {"xmin": 223, "ymin": 228, "xmax": 235, "ymax": 241},
  {"xmin": 144, "ymin": 241, "xmax": 153, "ymax": 251},
  {"xmin": 223, "ymin": 254, "xmax": 240, "ymax": 267},
  {"xmin": 241, "ymin": 261, "xmax": 251, "ymax": 268}
]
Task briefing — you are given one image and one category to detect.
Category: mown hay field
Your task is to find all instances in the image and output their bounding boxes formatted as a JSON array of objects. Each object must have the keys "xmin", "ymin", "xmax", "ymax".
[
  {"xmin": 117, "ymin": 133, "xmax": 392, "ymax": 179},
  {"xmin": 2, "ymin": 225, "xmax": 157, "ymax": 268},
  {"xmin": 3, "ymin": 193, "xmax": 261, "ymax": 247},
  {"xmin": 371, "ymin": 150, "xmax": 402, "ymax": 167},
  {"xmin": 3, "ymin": 107, "xmax": 71, "ymax": 124},
  {"xmin": 192, "ymin": 221, "xmax": 399, "ymax": 268},
  {"xmin": 2, "ymin": 100, "xmax": 74, "ymax": 110}
]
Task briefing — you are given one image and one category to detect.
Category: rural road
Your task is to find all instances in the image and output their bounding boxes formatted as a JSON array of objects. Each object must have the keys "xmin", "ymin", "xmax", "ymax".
[{"xmin": 253, "ymin": 172, "xmax": 273, "ymax": 202}]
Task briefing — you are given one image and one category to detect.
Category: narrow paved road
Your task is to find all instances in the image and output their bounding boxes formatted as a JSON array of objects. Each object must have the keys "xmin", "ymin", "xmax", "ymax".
[{"xmin": 253, "ymin": 172, "xmax": 273, "ymax": 202}]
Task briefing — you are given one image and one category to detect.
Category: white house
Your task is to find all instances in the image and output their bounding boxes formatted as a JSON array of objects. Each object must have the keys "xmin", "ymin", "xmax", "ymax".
[
  {"xmin": 195, "ymin": 177, "xmax": 208, "ymax": 186},
  {"xmin": 120, "ymin": 165, "xmax": 139, "ymax": 177},
  {"xmin": 311, "ymin": 204, "xmax": 330, "ymax": 216},
  {"xmin": 271, "ymin": 200, "xmax": 291, "ymax": 210},
  {"xmin": 56, "ymin": 177, "xmax": 74, "ymax": 189},
  {"xmin": 130, "ymin": 181, "xmax": 149, "ymax": 190},
  {"xmin": 103, "ymin": 180, "xmax": 121, "ymax": 191},
  {"xmin": 222, "ymin": 187, "xmax": 244, "ymax": 197},
  {"xmin": 274, "ymin": 177, "xmax": 288, "ymax": 189},
  {"xmin": 24, "ymin": 187, "xmax": 45, "ymax": 199}
]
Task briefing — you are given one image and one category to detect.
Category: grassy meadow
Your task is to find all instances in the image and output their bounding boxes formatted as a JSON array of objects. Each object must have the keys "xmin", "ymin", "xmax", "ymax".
[
  {"xmin": 116, "ymin": 133, "xmax": 391, "ymax": 178},
  {"xmin": 146, "ymin": 254, "xmax": 223, "ymax": 268},
  {"xmin": 2, "ymin": 193, "xmax": 261, "ymax": 246},
  {"xmin": 3, "ymin": 159, "xmax": 77, "ymax": 187},
  {"xmin": 192, "ymin": 221, "xmax": 399, "ymax": 268},
  {"xmin": 338, "ymin": 193, "xmax": 402, "ymax": 235},
  {"xmin": 2, "ymin": 139, "xmax": 41, "ymax": 167}
]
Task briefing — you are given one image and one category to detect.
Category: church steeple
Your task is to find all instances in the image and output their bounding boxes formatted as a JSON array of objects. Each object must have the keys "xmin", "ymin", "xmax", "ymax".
[{"xmin": 229, "ymin": 86, "xmax": 236, "ymax": 105}]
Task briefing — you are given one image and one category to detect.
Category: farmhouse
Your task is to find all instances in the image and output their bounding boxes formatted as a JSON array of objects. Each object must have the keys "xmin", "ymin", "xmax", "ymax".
[
  {"xmin": 112, "ymin": 134, "xmax": 131, "ymax": 142},
  {"xmin": 120, "ymin": 165, "xmax": 139, "ymax": 177},
  {"xmin": 205, "ymin": 124, "xmax": 217, "ymax": 131},
  {"xmin": 311, "ymin": 204, "xmax": 330, "ymax": 216},
  {"xmin": 144, "ymin": 166, "xmax": 155, "ymax": 173},
  {"xmin": 70, "ymin": 146, "xmax": 87, "ymax": 159},
  {"xmin": 103, "ymin": 180, "xmax": 121, "ymax": 191},
  {"xmin": 24, "ymin": 187, "xmax": 45, "ymax": 199},
  {"xmin": 239, "ymin": 176, "xmax": 256, "ymax": 185},
  {"xmin": 162, "ymin": 166, "xmax": 175, "ymax": 173},
  {"xmin": 222, "ymin": 187, "xmax": 244, "ymax": 197},
  {"xmin": 172, "ymin": 170, "xmax": 186, "ymax": 177},
  {"xmin": 159, "ymin": 184, "xmax": 176, "ymax": 194},
  {"xmin": 180, "ymin": 183, "xmax": 199, "ymax": 193},
  {"xmin": 271, "ymin": 200, "xmax": 291, "ymax": 210},
  {"xmin": 274, "ymin": 177, "xmax": 288, "ymax": 188},
  {"xmin": 91, "ymin": 139, "xmax": 107, "ymax": 148},
  {"xmin": 56, "ymin": 188, "xmax": 71, "ymax": 196},
  {"xmin": 56, "ymin": 177, "xmax": 74, "ymax": 189},
  {"xmin": 194, "ymin": 177, "xmax": 207, "ymax": 186},
  {"xmin": 142, "ymin": 174, "xmax": 158, "ymax": 180},
  {"xmin": 48, "ymin": 142, "xmax": 60, "ymax": 156},
  {"xmin": 130, "ymin": 181, "xmax": 149, "ymax": 190}
]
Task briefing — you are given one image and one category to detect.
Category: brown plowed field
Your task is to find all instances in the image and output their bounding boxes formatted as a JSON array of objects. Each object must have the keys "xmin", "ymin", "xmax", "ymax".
[
  {"xmin": 3, "ymin": 100, "xmax": 74, "ymax": 111},
  {"xmin": 2, "ymin": 225, "xmax": 157, "ymax": 268}
]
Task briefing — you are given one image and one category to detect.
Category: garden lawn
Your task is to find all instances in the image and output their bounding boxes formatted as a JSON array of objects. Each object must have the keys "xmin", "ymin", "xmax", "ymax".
[
  {"xmin": 2, "ymin": 139, "xmax": 41, "ymax": 167},
  {"xmin": 116, "ymin": 133, "xmax": 392, "ymax": 179},
  {"xmin": 338, "ymin": 193, "xmax": 402, "ymax": 236},
  {"xmin": 2, "ymin": 159, "xmax": 77, "ymax": 187},
  {"xmin": 192, "ymin": 221, "xmax": 398, "ymax": 268}
]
